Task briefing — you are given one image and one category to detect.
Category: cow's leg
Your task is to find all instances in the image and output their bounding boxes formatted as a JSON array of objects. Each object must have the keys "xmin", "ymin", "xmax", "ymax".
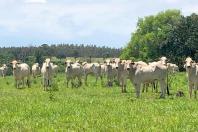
[
  {"xmin": 77, "ymin": 76, "xmax": 82, "ymax": 87},
  {"xmin": 66, "ymin": 78, "xmax": 70, "ymax": 88},
  {"xmin": 159, "ymin": 80, "xmax": 166, "ymax": 98},
  {"xmin": 15, "ymin": 80, "xmax": 17, "ymax": 88},
  {"xmin": 95, "ymin": 75, "xmax": 98, "ymax": 85},
  {"xmin": 122, "ymin": 79, "xmax": 127, "ymax": 93},
  {"xmin": 22, "ymin": 78, "xmax": 25, "ymax": 88},
  {"xmin": 155, "ymin": 81, "xmax": 158, "ymax": 93},
  {"xmin": 189, "ymin": 83, "xmax": 193, "ymax": 99},
  {"xmin": 121, "ymin": 80, "xmax": 124, "ymax": 93},
  {"xmin": 71, "ymin": 78, "xmax": 74, "ymax": 88},
  {"xmin": 100, "ymin": 75, "xmax": 103, "ymax": 85},
  {"xmin": 142, "ymin": 84, "xmax": 145, "ymax": 93},
  {"xmin": 135, "ymin": 83, "xmax": 141, "ymax": 98},
  {"xmin": 85, "ymin": 74, "xmax": 88, "ymax": 86},
  {"xmin": 194, "ymin": 84, "xmax": 197, "ymax": 99},
  {"xmin": 43, "ymin": 78, "xmax": 46, "ymax": 91},
  {"xmin": 27, "ymin": 76, "xmax": 30, "ymax": 88},
  {"xmin": 146, "ymin": 84, "xmax": 148, "ymax": 92},
  {"xmin": 124, "ymin": 84, "xmax": 127, "ymax": 93}
]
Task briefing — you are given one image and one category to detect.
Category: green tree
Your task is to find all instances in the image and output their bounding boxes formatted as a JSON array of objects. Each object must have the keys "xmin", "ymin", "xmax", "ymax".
[
  {"xmin": 121, "ymin": 10, "xmax": 182, "ymax": 61},
  {"xmin": 161, "ymin": 13, "xmax": 198, "ymax": 70}
]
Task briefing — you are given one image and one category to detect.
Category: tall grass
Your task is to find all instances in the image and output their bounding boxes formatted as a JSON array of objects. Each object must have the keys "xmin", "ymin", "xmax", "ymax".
[{"xmin": 0, "ymin": 73, "xmax": 197, "ymax": 131}]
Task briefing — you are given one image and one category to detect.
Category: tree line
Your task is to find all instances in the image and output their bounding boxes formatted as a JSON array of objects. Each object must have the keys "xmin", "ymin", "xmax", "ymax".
[
  {"xmin": 0, "ymin": 44, "xmax": 121, "ymax": 75},
  {"xmin": 121, "ymin": 10, "xmax": 198, "ymax": 70}
]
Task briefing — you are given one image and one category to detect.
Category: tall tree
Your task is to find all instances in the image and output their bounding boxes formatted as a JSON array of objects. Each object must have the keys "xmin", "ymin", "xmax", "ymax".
[{"xmin": 121, "ymin": 10, "xmax": 182, "ymax": 61}]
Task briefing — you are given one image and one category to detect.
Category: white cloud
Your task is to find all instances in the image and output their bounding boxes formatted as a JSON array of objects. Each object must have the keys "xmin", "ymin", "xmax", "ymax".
[
  {"xmin": 25, "ymin": 0, "xmax": 47, "ymax": 4},
  {"xmin": 0, "ymin": 0, "xmax": 197, "ymax": 47}
]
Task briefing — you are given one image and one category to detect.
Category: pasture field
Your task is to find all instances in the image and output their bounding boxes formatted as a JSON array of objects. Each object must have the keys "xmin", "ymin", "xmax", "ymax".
[{"xmin": 0, "ymin": 72, "xmax": 197, "ymax": 131}]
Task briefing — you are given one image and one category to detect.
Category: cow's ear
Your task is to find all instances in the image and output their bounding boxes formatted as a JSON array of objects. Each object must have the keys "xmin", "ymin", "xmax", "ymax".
[
  {"xmin": 10, "ymin": 62, "xmax": 13, "ymax": 64},
  {"xmin": 17, "ymin": 61, "xmax": 21, "ymax": 64},
  {"xmin": 131, "ymin": 62, "xmax": 135, "ymax": 65}
]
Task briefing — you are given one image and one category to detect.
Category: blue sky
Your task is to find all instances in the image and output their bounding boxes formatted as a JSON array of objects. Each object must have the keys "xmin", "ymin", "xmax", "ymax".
[{"xmin": 0, "ymin": 0, "xmax": 197, "ymax": 48}]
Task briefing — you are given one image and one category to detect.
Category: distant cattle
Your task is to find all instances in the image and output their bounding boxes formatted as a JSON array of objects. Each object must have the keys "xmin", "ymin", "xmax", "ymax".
[
  {"xmin": 32, "ymin": 63, "xmax": 40, "ymax": 78},
  {"xmin": 0, "ymin": 64, "xmax": 8, "ymax": 78},
  {"xmin": 52, "ymin": 64, "xmax": 59, "ymax": 76}
]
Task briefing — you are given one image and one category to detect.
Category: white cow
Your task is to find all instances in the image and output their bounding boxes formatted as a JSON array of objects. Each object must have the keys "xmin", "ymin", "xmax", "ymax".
[
  {"xmin": 32, "ymin": 63, "xmax": 40, "ymax": 78},
  {"xmin": 65, "ymin": 60, "xmax": 83, "ymax": 88},
  {"xmin": 149, "ymin": 56, "xmax": 168, "ymax": 66},
  {"xmin": 185, "ymin": 57, "xmax": 198, "ymax": 98},
  {"xmin": 11, "ymin": 60, "xmax": 31, "ymax": 88},
  {"xmin": 126, "ymin": 61, "xmax": 167, "ymax": 98},
  {"xmin": 0, "ymin": 64, "xmax": 8, "ymax": 78},
  {"xmin": 41, "ymin": 58, "xmax": 53, "ymax": 91},
  {"xmin": 105, "ymin": 59, "xmax": 115, "ymax": 86},
  {"xmin": 167, "ymin": 63, "xmax": 179, "ymax": 73},
  {"xmin": 145, "ymin": 57, "xmax": 168, "ymax": 92},
  {"xmin": 100, "ymin": 63, "xmax": 107, "ymax": 77},
  {"xmin": 82, "ymin": 62, "xmax": 102, "ymax": 85},
  {"xmin": 52, "ymin": 64, "xmax": 59, "ymax": 76},
  {"xmin": 115, "ymin": 59, "xmax": 129, "ymax": 92}
]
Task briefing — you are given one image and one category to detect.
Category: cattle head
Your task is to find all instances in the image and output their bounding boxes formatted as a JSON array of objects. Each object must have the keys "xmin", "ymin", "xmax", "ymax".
[
  {"xmin": 159, "ymin": 56, "xmax": 168, "ymax": 65},
  {"xmin": 126, "ymin": 60, "xmax": 135, "ymax": 71},
  {"xmin": 114, "ymin": 58, "xmax": 121, "ymax": 69},
  {"xmin": 82, "ymin": 62, "xmax": 87, "ymax": 66},
  {"xmin": 185, "ymin": 57, "xmax": 194, "ymax": 69},
  {"xmin": 2, "ymin": 64, "xmax": 7, "ymax": 69},
  {"xmin": 35, "ymin": 63, "xmax": 40, "ymax": 71},
  {"xmin": 45, "ymin": 58, "xmax": 51, "ymax": 70},
  {"xmin": 10, "ymin": 60, "xmax": 21, "ymax": 70},
  {"xmin": 65, "ymin": 60, "xmax": 73, "ymax": 69},
  {"xmin": 105, "ymin": 59, "xmax": 112, "ymax": 66}
]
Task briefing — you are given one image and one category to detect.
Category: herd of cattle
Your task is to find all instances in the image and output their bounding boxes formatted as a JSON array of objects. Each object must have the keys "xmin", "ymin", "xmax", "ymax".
[{"xmin": 0, "ymin": 56, "xmax": 197, "ymax": 98}]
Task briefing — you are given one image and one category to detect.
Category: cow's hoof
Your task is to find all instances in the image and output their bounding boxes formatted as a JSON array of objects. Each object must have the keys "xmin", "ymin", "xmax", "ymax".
[{"xmin": 159, "ymin": 95, "xmax": 165, "ymax": 99}]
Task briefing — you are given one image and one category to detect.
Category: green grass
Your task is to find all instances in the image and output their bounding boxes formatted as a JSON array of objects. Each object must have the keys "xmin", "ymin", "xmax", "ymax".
[{"xmin": 0, "ymin": 72, "xmax": 197, "ymax": 131}]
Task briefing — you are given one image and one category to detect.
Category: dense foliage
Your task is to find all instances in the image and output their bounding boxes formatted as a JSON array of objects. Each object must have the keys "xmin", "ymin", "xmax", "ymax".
[{"xmin": 121, "ymin": 10, "xmax": 198, "ymax": 70}]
